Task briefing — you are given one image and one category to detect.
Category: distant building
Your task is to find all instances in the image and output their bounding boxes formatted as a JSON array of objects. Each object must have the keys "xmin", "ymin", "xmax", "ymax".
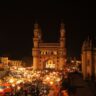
[
  {"xmin": 0, "ymin": 56, "xmax": 23, "ymax": 68},
  {"xmin": 0, "ymin": 57, "xmax": 9, "ymax": 67},
  {"xmin": 0, "ymin": 57, "xmax": 8, "ymax": 64},
  {"xmin": 32, "ymin": 22, "xmax": 66, "ymax": 70},
  {"xmin": 81, "ymin": 37, "xmax": 96, "ymax": 80},
  {"xmin": 9, "ymin": 60, "xmax": 22, "ymax": 67}
]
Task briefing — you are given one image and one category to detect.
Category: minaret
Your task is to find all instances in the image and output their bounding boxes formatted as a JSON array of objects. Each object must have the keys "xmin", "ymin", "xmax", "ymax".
[
  {"xmin": 38, "ymin": 28, "xmax": 43, "ymax": 43},
  {"xmin": 60, "ymin": 23, "xmax": 66, "ymax": 48},
  {"xmin": 32, "ymin": 22, "xmax": 40, "ymax": 70},
  {"xmin": 33, "ymin": 22, "xmax": 40, "ymax": 47},
  {"xmin": 81, "ymin": 37, "xmax": 93, "ymax": 80},
  {"xmin": 59, "ymin": 22, "xmax": 66, "ymax": 70}
]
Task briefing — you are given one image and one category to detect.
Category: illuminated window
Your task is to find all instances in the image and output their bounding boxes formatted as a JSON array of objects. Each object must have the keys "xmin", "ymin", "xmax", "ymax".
[
  {"xmin": 40, "ymin": 51, "xmax": 43, "ymax": 55},
  {"xmin": 53, "ymin": 51, "xmax": 57, "ymax": 55}
]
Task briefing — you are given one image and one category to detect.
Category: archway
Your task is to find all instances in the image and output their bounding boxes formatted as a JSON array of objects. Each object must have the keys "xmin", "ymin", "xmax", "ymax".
[{"xmin": 45, "ymin": 59, "xmax": 55, "ymax": 69}]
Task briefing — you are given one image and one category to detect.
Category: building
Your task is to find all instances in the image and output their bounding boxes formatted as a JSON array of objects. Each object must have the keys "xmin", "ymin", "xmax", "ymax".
[
  {"xmin": 9, "ymin": 59, "xmax": 22, "ymax": 67},
  {"xmin": 0, "ymin": 57, "xmax": 9, "ymax": 68},
  {"xmin": 0, "ymin": 57, "xmax": 8, "ymax": 64},
  {"xmin": 81, "ymin": 37, "xmax": 96, "ymax": 80},
  {"xmin": 32, "ymin": 22, "xmax": 66, "ymax": 70}
]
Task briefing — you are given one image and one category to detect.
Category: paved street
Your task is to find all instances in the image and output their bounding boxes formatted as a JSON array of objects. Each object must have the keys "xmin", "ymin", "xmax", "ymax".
[{"xmin": 69, "ymin": 73, "xmax": 96, "ymax": 96}]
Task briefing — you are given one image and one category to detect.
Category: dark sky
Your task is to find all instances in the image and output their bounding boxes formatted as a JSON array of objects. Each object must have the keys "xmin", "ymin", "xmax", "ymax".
[{"xmin": 0, "ymin": 2, "xmax": 96, "ymax": 59}]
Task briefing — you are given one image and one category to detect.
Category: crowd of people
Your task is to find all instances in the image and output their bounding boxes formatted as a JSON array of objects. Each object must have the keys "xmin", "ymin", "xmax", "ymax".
[{"xmin": 0, "ymin": 66, "xmax": 76, "ymax": 96}]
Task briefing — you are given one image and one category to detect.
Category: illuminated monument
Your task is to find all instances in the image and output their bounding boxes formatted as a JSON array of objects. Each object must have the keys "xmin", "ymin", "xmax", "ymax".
[
  {"xmin": 32, "ymin": 22, "xmax": 66, "ymax": 70},
  {"xmin": 81, "ymin": 37, "xmax": 96, "ymax": 80}
]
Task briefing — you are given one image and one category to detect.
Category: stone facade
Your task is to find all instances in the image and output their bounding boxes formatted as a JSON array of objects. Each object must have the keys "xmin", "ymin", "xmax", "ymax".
[
  {"xmin": 9, "ymin": 60, "xmax": 22, "ymax": 67},
  {"xmin": 81, "ymin": 37, "xmax": 96, "ymax": 80},
  {"xmin": 32, "ymin": 22, "xmax": 66, "ymax": 70}
]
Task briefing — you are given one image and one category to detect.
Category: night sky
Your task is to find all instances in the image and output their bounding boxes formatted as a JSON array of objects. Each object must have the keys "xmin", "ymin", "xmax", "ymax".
[{"xmin": 0, "ymin": 2, "xmax": 96, "ymax": 59}]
